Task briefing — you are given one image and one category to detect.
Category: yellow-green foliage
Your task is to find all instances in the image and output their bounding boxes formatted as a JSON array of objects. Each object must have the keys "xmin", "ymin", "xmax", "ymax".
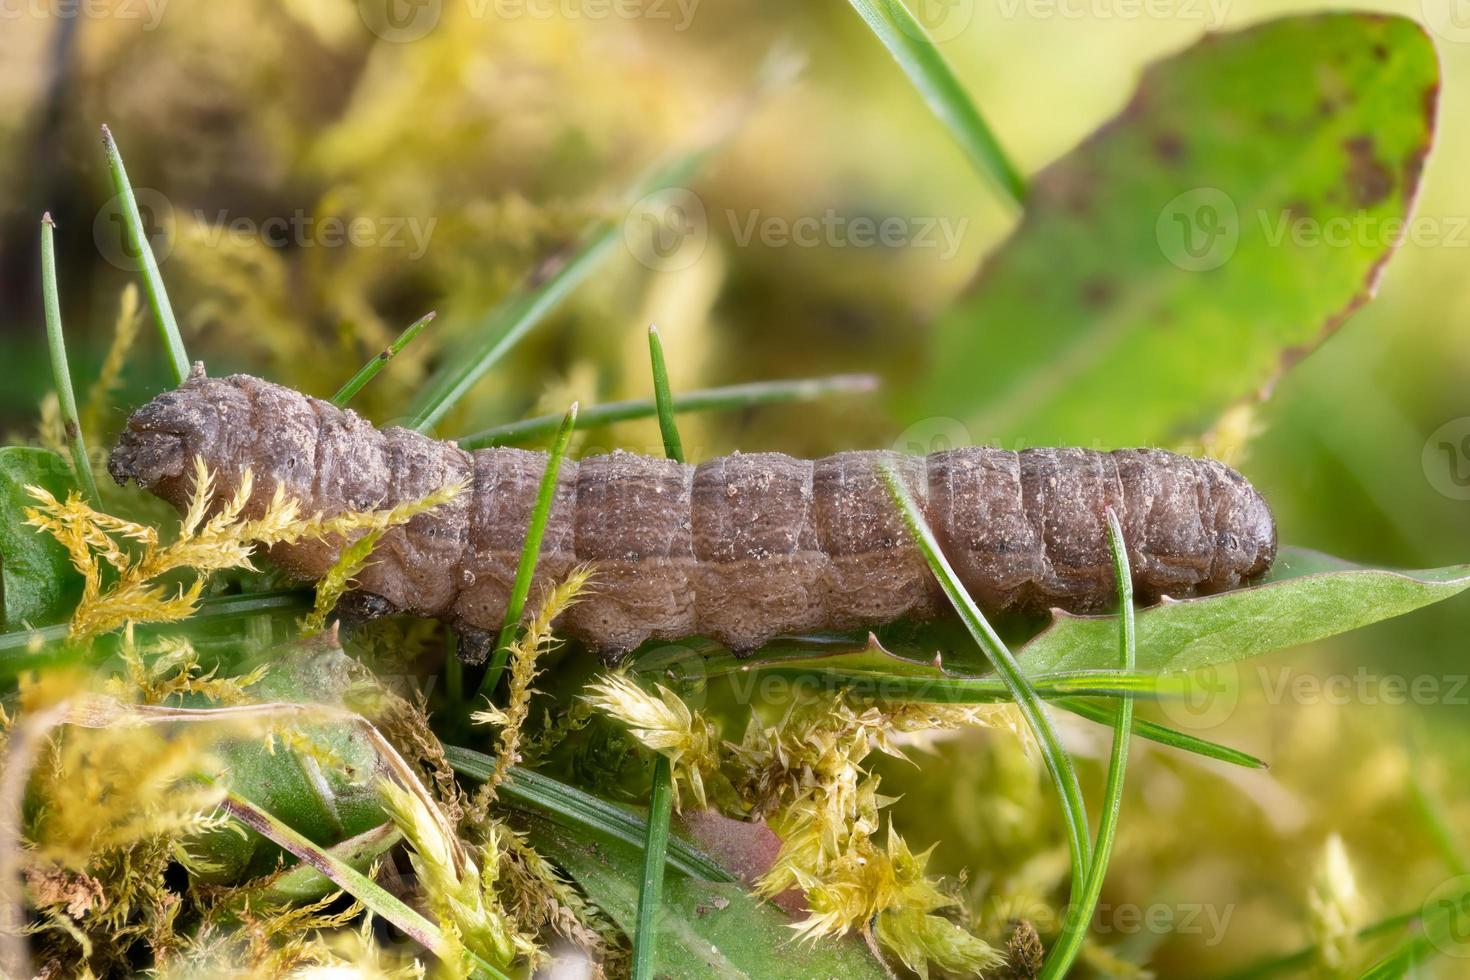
[
  {"xmin": 584, "ymin": 674, "xmax": 1007, "ymax": 976},
  {"xmin": 24, "ymin": 457, "xmax": 463, "ymax": 640}
]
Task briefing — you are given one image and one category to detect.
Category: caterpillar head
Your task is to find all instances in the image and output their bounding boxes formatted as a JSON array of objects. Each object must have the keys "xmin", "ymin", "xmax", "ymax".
[{"xmin": 107, "ymin": 362, "xmax": 217, "ymax": 503}]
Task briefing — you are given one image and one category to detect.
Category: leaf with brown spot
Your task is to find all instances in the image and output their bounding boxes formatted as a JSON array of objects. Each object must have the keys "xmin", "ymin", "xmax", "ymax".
[{"xmin": 915, "ymin": 13, "xmax": 1439, "ymax": 446}]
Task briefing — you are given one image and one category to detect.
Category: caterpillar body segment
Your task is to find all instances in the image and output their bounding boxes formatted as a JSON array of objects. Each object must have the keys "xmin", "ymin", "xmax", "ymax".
[{"xmin": 108, "ymin": 371, "xmax": 1277, "ymax": 660}]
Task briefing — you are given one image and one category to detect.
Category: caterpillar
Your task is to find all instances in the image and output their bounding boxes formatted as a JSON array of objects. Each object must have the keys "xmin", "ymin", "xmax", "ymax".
[{"xmin": 107, "ymin": 368, "xmax": 1277, "ymax": 662}]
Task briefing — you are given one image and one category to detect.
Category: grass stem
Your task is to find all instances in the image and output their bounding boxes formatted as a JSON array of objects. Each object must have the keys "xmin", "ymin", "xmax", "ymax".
[
  {"xmin": 458, "ymin": 374, "xmax": 877, "ymax": 449},
  {"xmin": 331, "ymin": 311, "xmax": 436, "ymax": 407},
  {"xmin": 100, "ymin": 124, "xmax": 190, "ymax": 384},
  {"xmin": 1040, "ymin": 509, "xmax": 1136, "ymax": 978},
  {"xmin": 477, "ymin": 403, "xmax": 578, "ymax": 697},
  {"xmin": 39, "ymin": 214, "xmax": 101, "ymax": 506}
]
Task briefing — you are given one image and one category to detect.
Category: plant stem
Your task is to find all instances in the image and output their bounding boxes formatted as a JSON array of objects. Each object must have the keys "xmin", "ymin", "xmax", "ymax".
[
  {"xmin": 1041, "ymin": 510, "xmax": 1136, "ymax": 979},
  {"xmin": 331, "ymin": 311, "xmax": 436, "ymax": 407},
  {"xmin": 100, "ymin": 124, "xmax": 190, "ymax": 384},
  {"xmin": 842, "ymin": 0, "xmax": 1026, "ymax": 205},
  {"xmin": 647, "ymin": 326, "xmax": 685, "ymax": 463},
  {"xmin": 630, "ymin": 326, "xmax": 686, "ymax": 980},
  {"xmin": 457, "ymin": 374, "xmax": 877, "ymax": 449},
  {"xmin": 477, "ymin": 403, "xmax": 578, "ymax": 697},
  {"xmin": 445, "ymin": 744, "xmax": 735, "ymax": 882},
  {"xmin": 39, "ymin": 214, "xmax": 100, "ymax": 506},
  {"xmin": 219, "ymin": 792, "xmax": 507, "ymax": 979},
  {"xmin": 879, "ymin": 464, "xmax": 1092, "ymax": 914}
]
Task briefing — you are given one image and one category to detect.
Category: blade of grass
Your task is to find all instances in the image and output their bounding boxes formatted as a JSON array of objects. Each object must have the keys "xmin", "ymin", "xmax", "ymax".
[
  {"xmin": 477, "ymin": 403, "xmax": 578, "ymax": 698},
  {"xmin": 647, "ymin": 326, "xmax": 684, "ymax": 463},
  {"xmin": 405, "ymin": 151, "xmax": 712, "ymax": 434},
  {"xmin": 100, "ymin": 124, "xmax": 189, "ymax": 384},
  {"xmin": 250, "ymin": 821, "xmax": 404, "ymax": 905},
  {"xmin": 633, "ymin": 755, "xmax": 676, "ymax": 980},
  {"xmin": 218, "ymin": 792, "xmax": 507, "ymax": 979},
  {"xmin": 1041, "ymin": 509, "xmax": 1136, "ymax": 979},
  {"xmin": 443, "ymin": 745, "xmax": 735, "ymax": 882},
  {"xmin": 879, "ymin": 463, "xmax": 1091, "ymax": 932},
  {"xmin": 1055, "ymin": 698, "xmax": 1266, "ymax": 770},
  {"xmin": 39, "ymin": 214, "xmax": 100, "ymax": 506},
  {"xmin": 457, "ymin": 374, "xmax": 878, "ymax": 449},
  {"xmin": 631, "ymin": 325, "xmax": 685, "ymax": 980},
  {"xmin": 331, "ymin": 311, "xmax": 436, "ymax": 407},
  {"xmin": 843, "ymin": 0, "xmax": 1025, "ymax": 205}
]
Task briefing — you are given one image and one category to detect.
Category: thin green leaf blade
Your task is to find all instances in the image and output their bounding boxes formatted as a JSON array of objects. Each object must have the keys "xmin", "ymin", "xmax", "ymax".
[{"xmin": 843, "ymin": 0, "xmax": 1025, "ymax": 204}]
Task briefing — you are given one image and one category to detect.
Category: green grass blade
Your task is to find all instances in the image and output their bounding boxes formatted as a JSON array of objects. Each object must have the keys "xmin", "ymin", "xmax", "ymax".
[
  {"xmin": 331, "ymin": 311, "xmax": 436, "ymax": 407},
  {"xmin": 646, "ymin": 326, "xmax": 684, "ymax": 463},
  {"xmin": 39, "ymin": 214, "xmax": 100, "ymax": 506},
  {"xmin": 843, "ymin": 0, "xmax": 1025, "ymax": 205},
  {"xmin": 443, "ymin": 745, "xmax": 735, "ymax": 882},
  {"xmin": 457, "ymin": 374, "xmax": 877, "ymax": 449},
  {"xmin": 218, "ymin": 792, "xmax": 507, "ymax": 979},
  {"xmin": 878, "ymin": 463, "xmax": 1092, "ymax": 926},
  {"xmin": 632, "ymin": 755, "xmax": 676, "ymax": 980},
  {"xmin": 100, "ymin": 125, "xmax": 190, "ymax": 384},
  {"xmin": 405, "ymin": 150, "xmax": 715, "ymax": 434},
  {"xmin": 1041, "ymin": 509, "xmax": 1136, "ymax": 979},
  {"xmin": 1054, "ymin": 698, "xmax": 1265, "ymax": 770},
  {"xmin": 477, "ymin": 403, "xmax": 578, "ymax": 697},
  {"xmin": 631, "ymin": 328, "xmax": 686, "ymax": 980}
]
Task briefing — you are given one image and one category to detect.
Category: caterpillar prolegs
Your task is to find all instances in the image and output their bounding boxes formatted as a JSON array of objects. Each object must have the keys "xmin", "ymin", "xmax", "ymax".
[{"xmin": 107, "ymin": 370, "xmax": 1277, "ymax": 662}]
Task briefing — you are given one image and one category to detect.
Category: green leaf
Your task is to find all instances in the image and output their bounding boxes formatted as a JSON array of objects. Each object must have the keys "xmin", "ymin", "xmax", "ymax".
[
  {"xmin": 1018, "ymin": 547, "xmax": 1470, "ymax": 675},
  {"xmin": 916, "ymin": 13, "xmax": 1440, "ymax": 445},
  {"xmin": 519, "ymin": 811, "xmax": 888, "ymax": 980},
  {"xmin": 0, "ymin": 447, "xmax": 83, "ymax": 628}
]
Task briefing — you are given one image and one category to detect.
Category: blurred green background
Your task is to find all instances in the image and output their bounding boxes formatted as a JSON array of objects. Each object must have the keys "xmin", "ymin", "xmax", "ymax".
[{"xmin": 2, "ymin": 0, "xmax": 1469, "ymax": 974}]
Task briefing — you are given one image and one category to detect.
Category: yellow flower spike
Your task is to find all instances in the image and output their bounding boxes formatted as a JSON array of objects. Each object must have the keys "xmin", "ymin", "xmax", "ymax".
[{"xmin": 582, "ymin": 672, "xmax": 723, "ymax": 811}]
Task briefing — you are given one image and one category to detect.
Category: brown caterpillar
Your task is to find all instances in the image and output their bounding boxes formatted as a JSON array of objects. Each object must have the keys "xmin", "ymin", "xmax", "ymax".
[{"xmin": 107, "ymin": 368, "xmax": 1276, "ymax": 662}]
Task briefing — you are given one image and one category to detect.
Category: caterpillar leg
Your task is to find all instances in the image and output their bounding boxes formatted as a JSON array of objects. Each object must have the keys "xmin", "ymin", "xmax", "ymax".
[
  {"xmin": 335, "ymin": 589, "xmax": 399, "ymax": 633},
  {"xmin": 453, "ymin": 622, "xmax": 497, "ymax": 666}
]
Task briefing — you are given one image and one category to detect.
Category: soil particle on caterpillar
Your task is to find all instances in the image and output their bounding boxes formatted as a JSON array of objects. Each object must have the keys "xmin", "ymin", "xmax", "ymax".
[{"xmin": 108, "ymin": 368, "xmax": 1277, "ymax": 663}]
